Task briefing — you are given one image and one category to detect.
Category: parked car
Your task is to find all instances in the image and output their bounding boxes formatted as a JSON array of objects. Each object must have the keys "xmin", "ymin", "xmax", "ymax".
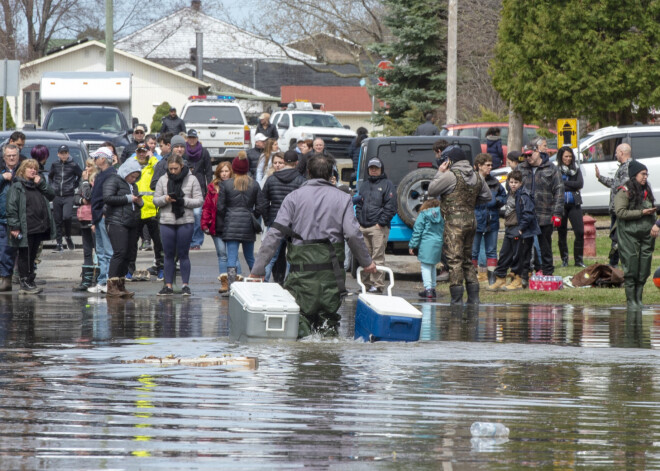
[
  {"xmin": 441, "ymin": 122, "xmax": 557, "ymax": 164},
  {"xmin": 355, "ymin": 135, "xmax": 482, "ymax": 245}
]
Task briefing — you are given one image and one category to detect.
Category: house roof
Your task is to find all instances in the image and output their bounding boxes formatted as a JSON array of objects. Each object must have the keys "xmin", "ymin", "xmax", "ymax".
[
  {"xmin": 21, "ymin": 40, "xmax": 209, "ymax": 88},
  {"xmin": 200, "ymin": 59, "xmax": 361, "ymax": 98},
  {"xmin": 281, "ymin": 86, "xmax": 372, "ymax": 112},
  {"xmin": 115, "ymin": 7, "xmax": 313, "ymax": 61}
]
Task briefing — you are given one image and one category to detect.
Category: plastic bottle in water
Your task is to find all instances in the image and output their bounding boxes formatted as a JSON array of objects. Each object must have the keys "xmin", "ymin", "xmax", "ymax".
[{"xmin": 470, "ymin": 422, "xmax": 509, "ymax": 437}]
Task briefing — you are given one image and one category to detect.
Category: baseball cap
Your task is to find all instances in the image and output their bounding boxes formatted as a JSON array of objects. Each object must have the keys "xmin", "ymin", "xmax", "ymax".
[
  {"xmin": 254, "ymin": 133, "xmax": 267, "ymax": 142},
  {"xmin": 134, "ymin": 124, "xmax": 146, "ymax": 133},
  {"xmin": 283, "ymin": 150, "xmax": 299, "ymax": 163},
  {"xmin": 58, "ymin": 145, "xmax": 69, "ymax": 153},
  {"xmin": 368, "ymin": 158, "xmax": 382, "ymax": 168},
  {"xmin": 522, "ymin": 144, "xmax": 537, "ymax": 156},
  {"xmin": 91, "ymin": 147, "xmax": 114, "ymax": 162},
  {"xmin": 136, "ymin": 143, "xmax": 148, "ymax": 152},
  {"xmin": 187, "ymin": 129, "xmax": 198, "ymax": 138},
  {"xmin": 259, "ymin": 113, "xmax": 270, "ymax": 120},
  {"xmin": 169, "ymin": 107, "xmax": 176, "ymax": 112}
]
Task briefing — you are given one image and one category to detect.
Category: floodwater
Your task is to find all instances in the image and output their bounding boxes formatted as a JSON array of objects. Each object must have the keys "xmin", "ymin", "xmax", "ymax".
[{"xmin": 2, "ymin": 294, "xmax": 660, "ymax": 470}]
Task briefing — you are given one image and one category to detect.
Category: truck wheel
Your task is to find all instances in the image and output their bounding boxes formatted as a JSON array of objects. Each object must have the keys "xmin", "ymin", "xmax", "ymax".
[{"xmin": 397, "ymin": 168, "xmax": 438, "ymax": 228}]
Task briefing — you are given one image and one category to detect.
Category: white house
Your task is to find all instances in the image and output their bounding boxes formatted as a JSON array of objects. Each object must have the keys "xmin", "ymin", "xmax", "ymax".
[{"xmin": 12, "ymin": 39, "xmax": 210, "ymax": 129}]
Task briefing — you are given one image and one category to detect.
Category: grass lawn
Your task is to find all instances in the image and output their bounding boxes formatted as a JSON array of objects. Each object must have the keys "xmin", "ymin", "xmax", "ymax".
[{"xmin": 436, "ymin": 216, "xmax": 660, "ymax": 306}]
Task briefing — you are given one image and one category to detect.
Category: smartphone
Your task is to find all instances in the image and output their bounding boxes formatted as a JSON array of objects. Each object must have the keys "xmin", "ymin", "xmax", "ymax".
[{"xmin": 168, "ymin": 192, "xmax": 177, "ymax": 199}]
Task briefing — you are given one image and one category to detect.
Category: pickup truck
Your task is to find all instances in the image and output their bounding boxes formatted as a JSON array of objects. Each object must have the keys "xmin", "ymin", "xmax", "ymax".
[{"xmin": 180, "ymin": 95, "xmax": 251, "ymax": 164}]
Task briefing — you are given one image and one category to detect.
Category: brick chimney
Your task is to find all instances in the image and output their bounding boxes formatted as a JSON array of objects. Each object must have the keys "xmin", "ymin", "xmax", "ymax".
[{"xmin": 191, "ymin": 0, "xmax": 201, "ymax": 11}]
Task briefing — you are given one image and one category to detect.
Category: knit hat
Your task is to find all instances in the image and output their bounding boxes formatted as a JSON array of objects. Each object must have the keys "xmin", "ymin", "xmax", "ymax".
[
  {"xmin": 171, "ymin": 135, "xmax": 186, "ymax": 147},
  {"xmin": 445, "ymin": 146, "xmax": 470, "ymax": 164},
  {"xmin": 628, "ymin": 160, "xmax": 648, "ymax": 179},
  {"xmin": 232, "ymin": 152, "xmax": 249, "ymax": 174}
]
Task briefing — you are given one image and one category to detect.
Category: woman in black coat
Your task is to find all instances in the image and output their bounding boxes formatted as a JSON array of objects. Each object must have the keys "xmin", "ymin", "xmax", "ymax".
[
  {"xmin": 103, "ymin": 159, "xmax": 143, "ymax": 297},
  {"xmin": 557, "ymin": 146, "xmax": 585, "ymax": 267},
  {"xmin": 217, "ymin": 152, "xmax": 267, "ymax": 287}
]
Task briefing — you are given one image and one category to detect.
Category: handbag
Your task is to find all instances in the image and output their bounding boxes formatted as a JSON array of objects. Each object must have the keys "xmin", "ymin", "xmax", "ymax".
[{"xmin": 251, "ymin": 213, "xmax": 263, "ymax": 234}]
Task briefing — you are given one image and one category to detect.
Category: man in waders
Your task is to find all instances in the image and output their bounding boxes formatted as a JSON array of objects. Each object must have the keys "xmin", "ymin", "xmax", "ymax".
[
  {"xmin": 428, "ymin": 146, "xmax": 491, "ymax": 305},
  {"xmin": 251, "ymin": 154, "xmax": 376, "ymax": 337}
]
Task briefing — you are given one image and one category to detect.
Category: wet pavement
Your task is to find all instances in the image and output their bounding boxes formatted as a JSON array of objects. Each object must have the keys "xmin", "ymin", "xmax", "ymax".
[{"xmin": 2, "ymin": 241, "xmax": 660, "ymax": 469}]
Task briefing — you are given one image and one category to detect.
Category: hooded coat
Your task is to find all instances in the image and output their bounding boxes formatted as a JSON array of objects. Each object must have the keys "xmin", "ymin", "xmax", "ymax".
[
  {"xmin": 48, "ymin": 155, "xmax": 82, "ymax": 196},
  {"xmin": 6, "ymin": 176, "xmax": 56, "ymax": 248},
  {"xmin": 103, "ymin": 159, "xmax": 143, "ymax": 228},
  {"xmin": 408, "ymin": 206, "xmax": 444, "ymax": 265},
  {"xmin": 355, "ymin": 158, "xmax": 397, "ymax": 228},
  {"xmin": 217, "ymin": 177, "xmax": 267, "ymax": 241}
]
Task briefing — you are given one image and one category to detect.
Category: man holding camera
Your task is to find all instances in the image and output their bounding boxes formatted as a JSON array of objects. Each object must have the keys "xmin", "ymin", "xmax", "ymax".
[
  {"xmin": 428, "ymin": 146, "xmax": 491, "ymax": 305},
  {"xmin": 518, "ymin": 138, "xmax": 564, "ymax": 276}
]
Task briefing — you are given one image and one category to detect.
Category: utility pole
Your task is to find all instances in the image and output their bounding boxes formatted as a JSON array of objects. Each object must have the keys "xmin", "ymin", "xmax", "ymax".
[
  {"xmin": 446, "ymin": 0, "xmax": 458, "ymax": 124},
  {"xmin": 105, "ymin": 0, "xmax": 113, "ymax": 71}
]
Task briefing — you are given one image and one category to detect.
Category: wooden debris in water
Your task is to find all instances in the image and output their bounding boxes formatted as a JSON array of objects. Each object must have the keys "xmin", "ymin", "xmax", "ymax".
[{"xmin": 123, "ymin": 354, "xmax": 258, "ymax": 369}]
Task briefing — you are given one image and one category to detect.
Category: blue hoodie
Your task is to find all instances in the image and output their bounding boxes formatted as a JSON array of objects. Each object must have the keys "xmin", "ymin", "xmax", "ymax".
[{"xmin": 409, "ymin": 206, "xmax": 445, "ymax": 265}]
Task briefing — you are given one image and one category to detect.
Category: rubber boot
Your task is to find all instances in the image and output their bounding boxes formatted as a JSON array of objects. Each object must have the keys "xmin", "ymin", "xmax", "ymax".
[
  {"xmin": 223, "ymin": 267, "xmax": 237, "ymax": 297},
  {"xmin": 0, "ymin": 276, "xmax": 11, "ymax": 292},
  {"xmin": 72, "ymin": 266, "xmax": 94, "ymax": 292},
  {"xmin": 466, "ymin": 282, "xmax": 480, "ymax": 305},
  {"xmin": 487, "ymin": 271, "xmax": 496, "ymax": 285},
  {"xmin": 118, "ymin": 277, "xmax": 135, "ymax": 298},
  {"xmin": 449, "ymin": 285, "xmax": 464, "ymax": 305},
  {"xmin": 624, "ymin": 283, "xmax": 638, "ymax": 310},
  {"xmin": 106, "ymin": 278, "xmax": 123, "ymax": 297},
  {"xmin": 635, "ymin": 284, "xmax": 645, "ymax": 309}
]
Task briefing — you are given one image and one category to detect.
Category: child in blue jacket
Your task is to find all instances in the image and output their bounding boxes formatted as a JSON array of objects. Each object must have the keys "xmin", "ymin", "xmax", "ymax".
[{"xmin": 409, "ymin": 199, "xmax": 445, "ymax": 299}]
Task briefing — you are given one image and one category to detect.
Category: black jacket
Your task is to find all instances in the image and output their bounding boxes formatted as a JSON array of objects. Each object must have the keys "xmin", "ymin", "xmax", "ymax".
[
  {"xmin": 120, "ymin": 140, "xmax": 142, "ymax": 164},
  {"xmin": 187, "ymin": 149, "xmax": 214, "ymax": 197},
  {"xmin": 160, "ymin": 115, "xmax": 186, "ymax": 135},
  {"xmin": 246, "ymin": 146, "xmax": 262, "ymax": 177},
  {"xmin": 217, "ymin": 178, "xmax": 267, "ymax": 241},
  {"xmin": 256, "ymin": 122, "xmax": 279, "ymax": 140},
  {"xmin": 103, "ymin": 173, "xmax": 142, "ymax": 228},
  {"xmin": 414, "ymin": 121, "xmax": 440, "ymax": 136},
  {"xmin": 48, "ymin": 157, "xmax": 82, "ymax": 197},
  {"xmin": 355, "ymin": 162, "xmax": 397, "ymax": 228},
  {"xmin": 91, "ymin": 167, "xmax": 117, "ymax": 224},
  {"xmin": 262, "ymin": 168, "xmax": 306, "ymax": 226}
]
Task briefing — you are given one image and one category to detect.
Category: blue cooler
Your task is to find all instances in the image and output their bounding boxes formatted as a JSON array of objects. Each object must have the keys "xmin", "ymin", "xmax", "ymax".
[{"xmin": 354, "ymin": 266, "xmax": 422, "ymax": 342}]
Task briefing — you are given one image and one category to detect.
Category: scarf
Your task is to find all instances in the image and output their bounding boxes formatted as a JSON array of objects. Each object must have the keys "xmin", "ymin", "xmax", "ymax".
[
  {"xmin": 186, "ymin": 142, "xmax": 203, "ymax": 163},
  {"xmin": 166, "ymin": 165, "xmax": 190, "ymax": 219},
  {"xmin": 560, "ymin": 164, "xmax": 577, "ymax": 177}
]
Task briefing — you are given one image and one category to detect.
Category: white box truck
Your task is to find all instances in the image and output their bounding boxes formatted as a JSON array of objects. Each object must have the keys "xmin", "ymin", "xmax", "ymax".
[{"xmin": 40, "ymin": 72, "xmax": 134, "ymax": 155}]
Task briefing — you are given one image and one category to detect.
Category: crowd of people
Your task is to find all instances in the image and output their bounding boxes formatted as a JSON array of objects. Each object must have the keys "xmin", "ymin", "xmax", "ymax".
[{"xmin": 2, "ymin": 110, "xmax": 659, "ymax": 333}]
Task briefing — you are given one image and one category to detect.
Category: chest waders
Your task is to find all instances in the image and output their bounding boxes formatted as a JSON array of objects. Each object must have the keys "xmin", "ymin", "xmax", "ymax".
[
  {"xmin": 440, "ymin": 170, "xmax": 481, "ymax": 303},
  {"xmin": 271, "ymin": 222, "xmax": 346, "ymax": 337}
]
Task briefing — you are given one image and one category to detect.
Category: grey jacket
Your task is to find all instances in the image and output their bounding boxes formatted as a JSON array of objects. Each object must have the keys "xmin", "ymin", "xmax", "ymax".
[
  {"xmin": 427, "ymin": 160, "xmax": 491, "ymax": 204},
  {"xmin": 598, "ymin": 159, "xmax": 630, "ymax": 213},
  {"xmin": 251, "ymin": 178, "xmax": 372, "ymax": 276},
  {"xmin": 153, "ymin": 173, "xmax": 203, "ymax": 225}
]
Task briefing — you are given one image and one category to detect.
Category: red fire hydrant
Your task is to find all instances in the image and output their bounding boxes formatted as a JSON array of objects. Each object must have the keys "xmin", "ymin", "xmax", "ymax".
[{"xmin": 583, "ymin": 215, "xmax": 597, "ymax": 257}]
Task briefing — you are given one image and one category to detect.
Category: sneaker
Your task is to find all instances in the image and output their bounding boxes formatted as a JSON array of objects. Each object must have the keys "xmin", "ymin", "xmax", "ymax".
[
  {"xmin": 87, "ymin": 284, "xmax": 107, "ymax": 294},
  {"xmin": 141, "ymin": 241, "xmax": 152, "ymax": 251},
  {"xmin": 157, "ymin": 269, "xmax": 164, "ymax": 282},
  {"xmin": 190, "ymin": 245, "xmax": 201, "ymax": 250},
  {"xmin": 368, "ymin": 286, "xmax": 381, "ymax": 293},
  {"xmin": 181, "ymin": 285, "xmax": 191, "ymax": 296},
  {"xmin": 125, "ymin": 272, "xmax": 133, "ymax": 281},
  {"xmin": 418, "ymin": 289, "xmax": 435, "ymax": 299},
  {"xmin": 52, "ymin": 244, "xmax": 63, "ymax": 253},
  {"xmin": 147, "ymin": 266, "xmax": 158, "ymax": 276},
  {"xmin": 66, "ymin": 238, "xmax": 75, "ymax": 250},
  {"xmin": 157, "ymin": 286, "xmax": 173, "ymax": 296}
]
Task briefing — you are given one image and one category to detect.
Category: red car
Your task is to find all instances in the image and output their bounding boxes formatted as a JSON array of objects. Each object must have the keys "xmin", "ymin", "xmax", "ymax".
[{"xmin": 440, "ymin": 122, "xmax": 557, "ymax": 165}]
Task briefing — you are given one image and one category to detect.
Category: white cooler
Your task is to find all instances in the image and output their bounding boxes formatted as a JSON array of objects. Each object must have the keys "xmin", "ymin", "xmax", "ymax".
[{"xmin": 229, "ymin": 281, "xmax": 300, "ymax": 341}]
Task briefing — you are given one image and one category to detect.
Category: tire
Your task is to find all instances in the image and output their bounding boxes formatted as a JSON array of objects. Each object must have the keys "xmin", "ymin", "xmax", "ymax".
[{"xmin": 396, "ymin": 168, "xmax": 438, "ymax": 228}]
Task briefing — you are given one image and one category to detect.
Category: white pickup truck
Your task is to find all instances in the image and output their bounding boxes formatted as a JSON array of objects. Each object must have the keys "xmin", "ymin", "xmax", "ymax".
[{"xmin": 180, "ymin": 95, "xmax": 251, "ymax": 164}]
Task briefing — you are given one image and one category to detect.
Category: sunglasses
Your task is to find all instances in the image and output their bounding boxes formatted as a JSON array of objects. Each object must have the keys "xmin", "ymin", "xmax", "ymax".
[{"xmin": 134, "ymin": 130, "xmax": 145, "ymax": 134}]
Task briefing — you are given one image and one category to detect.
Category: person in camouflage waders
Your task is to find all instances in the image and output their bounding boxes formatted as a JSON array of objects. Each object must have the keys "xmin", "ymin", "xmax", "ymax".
[
  {"xmin": 251, "ymin": 154, "xmax": 376, "ymax": 337},
  {"xmin": 428, "ymin": 146, "xmax": 491, "ymax": 305}
]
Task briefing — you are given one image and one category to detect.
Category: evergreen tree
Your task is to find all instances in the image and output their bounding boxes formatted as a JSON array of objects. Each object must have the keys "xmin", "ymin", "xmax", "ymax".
[
  {"xmin": 0, "ymin": 98, "xmax": 16, "ymax": 130},
  {"xmin": 370, "ymin": 0, "xmax": 447, "ymax": 130},
  {"xmin": 491, "ymin": 0, "xmax": 660, "ymax": 125},
  {"xmin": 150, "ymin": 101, "xmax": 171, "ymax": 134}
]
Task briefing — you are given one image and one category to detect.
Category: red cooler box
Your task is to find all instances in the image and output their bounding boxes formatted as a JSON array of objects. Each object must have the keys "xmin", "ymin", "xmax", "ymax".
[{"xmin": 354, "ymin": 267, "xmax": 422, "ymax": 342}]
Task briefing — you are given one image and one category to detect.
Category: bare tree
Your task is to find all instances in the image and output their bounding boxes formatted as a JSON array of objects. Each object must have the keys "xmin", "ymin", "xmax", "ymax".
[{"xmin": 0, "ymin": 0, "xmax": 21, "ymax": 59}]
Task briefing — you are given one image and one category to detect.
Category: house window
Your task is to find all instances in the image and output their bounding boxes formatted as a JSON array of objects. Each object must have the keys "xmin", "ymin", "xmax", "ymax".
[{"xmin": 23, "ymin": 85, "xmax": 41, "ymax": 125}]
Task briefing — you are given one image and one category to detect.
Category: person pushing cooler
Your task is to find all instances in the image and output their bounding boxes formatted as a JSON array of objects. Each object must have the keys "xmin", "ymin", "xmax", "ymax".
[{"xmin": 251, "ymin": 154, "xmax": 376, "ymax": 337}]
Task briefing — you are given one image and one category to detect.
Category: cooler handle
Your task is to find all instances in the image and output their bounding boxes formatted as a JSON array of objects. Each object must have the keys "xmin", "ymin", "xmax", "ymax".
[
  {"xmin": 244, "ymin": 277, "xmax": 264, "ymax": 283},
  {"xmin": 356, "ymin": 266, "xmax": 394, "ymax": 297},
  {"xmin": 265, "ymin": 314, "xmax": 286, "ymax": 332},
  {"xmin": 390, "ymin": 317, "xmax": 413, "ymax": 327}
]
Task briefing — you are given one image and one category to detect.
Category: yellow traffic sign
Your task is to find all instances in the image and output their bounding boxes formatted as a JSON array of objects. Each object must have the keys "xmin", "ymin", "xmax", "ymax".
[{"xmin": 557, "ymin": 119, "xmax": 577, "ymax": 148}]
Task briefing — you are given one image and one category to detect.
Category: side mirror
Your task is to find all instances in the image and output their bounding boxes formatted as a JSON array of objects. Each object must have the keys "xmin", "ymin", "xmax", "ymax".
[
  {"xmin": 132, "ymin": 117, "xmax": 139, "ymax": 129},
  {"xmin": 341, "ymin": 167, "xmax": 355, "ymax": 184},
  {"xmin": 343, "ymin": 125, "xmax": 351, "ymax": 130}
]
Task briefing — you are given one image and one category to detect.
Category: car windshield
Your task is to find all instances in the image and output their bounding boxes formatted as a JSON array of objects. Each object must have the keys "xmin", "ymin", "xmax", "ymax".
[
  {"xmin": 44, "ymin": 109, "xmax": 123, "ymax": 133},
  {"xmin": 292, "ymin": 114, "xmax": 343, "ymax": 128},
  {"xmin": 183, "ymin": 106, "xmax": 244, "ymax": 124}
]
